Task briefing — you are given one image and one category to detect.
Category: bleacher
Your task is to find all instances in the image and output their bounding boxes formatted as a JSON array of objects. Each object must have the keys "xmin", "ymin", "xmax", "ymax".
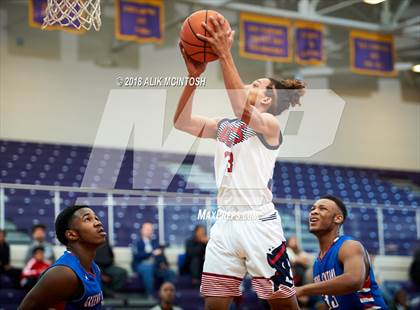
[{"xmin": 1, "ymin": 139, "xmax": 418, "ymax": 253}]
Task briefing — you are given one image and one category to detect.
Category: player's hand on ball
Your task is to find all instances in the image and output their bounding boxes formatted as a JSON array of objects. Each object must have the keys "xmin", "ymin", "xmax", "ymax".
[
  {"xmin": 197, "ymin": 14, "xmax": 235, "ymax": 58},
  {"xmin": 179, "ymin": 41, "xmax": 207, "ymax": 77}
]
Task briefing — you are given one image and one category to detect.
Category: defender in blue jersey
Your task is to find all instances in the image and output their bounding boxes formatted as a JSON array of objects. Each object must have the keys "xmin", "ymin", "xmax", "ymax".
[
  {"xmin": 295, "ymin": 195, "xmax": 387, "ymax": 310},
  {"xmin": 19, "ymin": 205, "xmax": 107, "ymax": 310}
]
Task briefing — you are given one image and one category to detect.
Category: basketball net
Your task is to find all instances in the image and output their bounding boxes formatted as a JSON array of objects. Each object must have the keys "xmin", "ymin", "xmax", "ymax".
[{"xmin": 42, "ymin": 0, "xmax": 101, "ymax": 31}]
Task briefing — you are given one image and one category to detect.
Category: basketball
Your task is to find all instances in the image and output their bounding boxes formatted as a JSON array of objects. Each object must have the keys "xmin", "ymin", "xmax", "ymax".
[{"xmin": 180, "ymin": 10, "xmax": 231, "ymax": 63}]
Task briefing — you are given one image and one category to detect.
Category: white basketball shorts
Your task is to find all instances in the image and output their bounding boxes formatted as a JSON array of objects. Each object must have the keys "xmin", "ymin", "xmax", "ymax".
[{"xmin": 200, "ymin": 210, "xmax": 295, "ymax": 300}]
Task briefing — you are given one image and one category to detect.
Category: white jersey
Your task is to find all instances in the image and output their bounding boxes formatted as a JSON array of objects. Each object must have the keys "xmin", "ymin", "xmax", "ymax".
[{"xmin": 215, "ymin": 118, "xmax": 281, "ymax": 213}]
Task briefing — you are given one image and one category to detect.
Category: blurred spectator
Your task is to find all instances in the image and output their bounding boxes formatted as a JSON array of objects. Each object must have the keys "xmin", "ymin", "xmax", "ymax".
[
  {"xmin": 150, "ymin": 281, "xmax": 183, "ymax": 310},
  {"xmin": 184, "ymin": 225, "xmax": 208, "ymax": 287},
  {"xmin": 369, "ymin": 254, "xmax": 393, "ymax": 306},
  {"xmin": 0, "ymin": 229, "xmax": 21, "ymax": 288},
  {"xmin": 94, "ymin": 238, "xmax": 128, "ymax": 298},
  {"xmin": 410, "ymin": 246, "xmax": 420, "ymax": 287},
  {"xmin": 20, "ymin": 246, "xmax": 51, "ymax": 290},
  {"xmin": 25, "ymin": 224, "xmax": 55, "ymax": 264},
  {"xmin": 132, "ymin": 222, "xmax": 175, "ymax": 299},
  {"xmin": 286, "ymin": 236, "xmax": 310, "ymax": 286},
  {"xmin": 394, "ymin": 289, "xmax": 409, "ymax": 310},
  {"xmin": 287, "ymin": 236, "xmax": 311, "ymax": 308},
  {"xmin": 393, "ymin": 246, "xmax": 420, "ymax": 310}
]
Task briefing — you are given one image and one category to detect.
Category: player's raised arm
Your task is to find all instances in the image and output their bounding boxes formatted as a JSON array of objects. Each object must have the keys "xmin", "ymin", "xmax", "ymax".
[
  {"xmin": 197, "ymin": 17, "xmax": 249, "ymax": 116},
  {"xmin": 18, "ymin": 266, "xmax": 81, "ymax": 310},
  {"xmin": 173, "ymin": 42, "xmax": 218, "ymax": 139},
  {"xmin": 296, "ymin": 240, "xmax": 367, "ymax": 297},
  {"xmin": 197, "ymin": 16, "xmax": 282, "ymax": 139},
  {"xmin": 196, "ymin": 16, "xmax": 245, "ymax": 109}
]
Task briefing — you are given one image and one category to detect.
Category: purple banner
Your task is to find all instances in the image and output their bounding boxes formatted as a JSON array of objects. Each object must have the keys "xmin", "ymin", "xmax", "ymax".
[
  {"xmin": 350, "ymin": 30, "xmax": 395, "ymax": 76},
  {"xmin": 295, "ymin": 21, "xmax": 324, "ymax": 65},
  {"xmin": 115, "ymin": 0, "xmax": 164, "ymax": 43},
  {"xmin": 240, "ymin": 13, "xmax": 291, "ymax": 62},
  {"xmin": 29, "ymin": 0, "xmax": 82, "ymax": 31}
]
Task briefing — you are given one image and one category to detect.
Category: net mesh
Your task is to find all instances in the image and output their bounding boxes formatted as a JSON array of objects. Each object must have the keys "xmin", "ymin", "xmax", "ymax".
[{"xmin": 42, "ymin": 0, "xmax": 101, "ymax": 31}]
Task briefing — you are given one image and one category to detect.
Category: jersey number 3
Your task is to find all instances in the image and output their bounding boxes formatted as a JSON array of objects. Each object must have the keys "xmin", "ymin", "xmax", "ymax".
[{"xmin": 224, "ymin": 151, "xmax": 234, "ymax": 173}]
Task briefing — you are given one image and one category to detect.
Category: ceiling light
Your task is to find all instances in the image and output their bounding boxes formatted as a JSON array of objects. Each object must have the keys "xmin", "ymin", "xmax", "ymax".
[
  {"xmin": 412, "ymin": 64, "xmax": 420, "ymax": 73},
  {"xmin": 363, "ymin": 0, "xmax": 386, "ymax": 4}
]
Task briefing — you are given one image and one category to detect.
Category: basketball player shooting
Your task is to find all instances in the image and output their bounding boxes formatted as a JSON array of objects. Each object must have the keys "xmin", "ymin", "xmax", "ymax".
[
  {"xmin": 174, "ymin": 14, "xmax": 305, "ymax": 310},
  {"xmin": 18, "ymin": 205, "xmax": 106, "ymax": 310}
]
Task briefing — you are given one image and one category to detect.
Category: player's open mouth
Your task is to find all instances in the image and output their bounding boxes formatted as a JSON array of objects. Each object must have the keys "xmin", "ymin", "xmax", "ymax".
[
  {"xmin": 309, "ymin": 217, "xmax": 319, "ymax": 223},
  {"xmin": 97, "ymin": 228, "xmax": 107, "ymax": 236}
]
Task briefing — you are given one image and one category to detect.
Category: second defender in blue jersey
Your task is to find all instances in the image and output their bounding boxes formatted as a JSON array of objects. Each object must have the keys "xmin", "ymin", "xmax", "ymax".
[
  {"xmin": 296, "ymin": 195, "xmax": 387, "ymax": 310},
  {"xmin": 313, "ymin": 235, "xmax": 387, "ymax": 309}
]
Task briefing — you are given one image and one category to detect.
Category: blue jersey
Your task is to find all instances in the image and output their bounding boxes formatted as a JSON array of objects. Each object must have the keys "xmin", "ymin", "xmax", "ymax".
[
  {"xmin": 50, "ymin": 251, "xmax": 103, "ymax": 309},
  {"xmin": 313, "ymin": 235, "xmax": 387, "ymax": 310}
]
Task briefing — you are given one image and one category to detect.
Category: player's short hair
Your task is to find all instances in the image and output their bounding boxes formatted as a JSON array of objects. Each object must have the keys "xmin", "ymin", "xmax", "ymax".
[
  {"xmin": 321, "ymin": 195, "xmax": 348, "ymax": 222},
  {"xmin": 31, "ymin": 224, "xmax": 46, "ymax": 234},
  {"xmin": 55, "ymin": 205, "xmax": 88, "ymax": 245},
  {"xmin": 266, "ymin": 78, "xmax": 306, "ymax": 115}
]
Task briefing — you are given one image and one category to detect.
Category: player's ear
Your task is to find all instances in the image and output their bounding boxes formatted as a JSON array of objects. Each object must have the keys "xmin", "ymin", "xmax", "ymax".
[
  {"xmin": 65, "ymin": 229, "xmax": 78, "ymax": 242},
  {"xmin": 334, "ymin": 214, "xmax": 344, "ymax": 225},
  {"xmin": 261, "ymin": 96, "xmax": 272, "ymax": 106}
]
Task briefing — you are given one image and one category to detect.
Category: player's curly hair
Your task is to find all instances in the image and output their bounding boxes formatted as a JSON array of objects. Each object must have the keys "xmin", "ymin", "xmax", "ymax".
[
  {"xmin": 266, "ymin": 78, "xmax": 306, "ymax": 116},
  {"xmin": 55, "ymin": 205, "xmax": 87, "ymax": 245}
]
